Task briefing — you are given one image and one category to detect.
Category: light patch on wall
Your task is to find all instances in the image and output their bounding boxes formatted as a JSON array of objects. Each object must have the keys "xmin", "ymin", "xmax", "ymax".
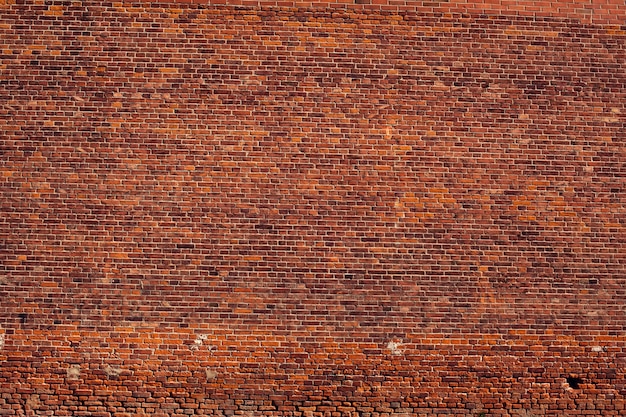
[
  {"xmin": 387, "ymin": 340, "xmax": 404, "ymax": 355},
  {"xmin": 191, "ymin": 334, "xmax": 209, "ymax": 351},
  {"xmin": 0, "ymin": 333, "xmax": 4, "ymax": 350},
  {"xmin": 66, "ymin": 365, "xmax": 81, "ymax": 380},
  {"xmin": 104, "ymin": 365, "xmax": 122, "ymax": 378}
]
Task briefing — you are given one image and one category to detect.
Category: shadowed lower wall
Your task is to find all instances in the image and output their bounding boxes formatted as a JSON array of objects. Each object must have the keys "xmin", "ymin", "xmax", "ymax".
[{"xmin": 0, "ymin": 1, "xmax": 625, "ymax": 415}]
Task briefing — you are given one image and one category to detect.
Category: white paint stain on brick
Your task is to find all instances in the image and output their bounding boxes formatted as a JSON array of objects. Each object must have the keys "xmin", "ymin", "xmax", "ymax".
[
  {"xmin": 104, "ymin": 364, "xmax": 122, "ymax": 378},
  {"xmin": 0, "ymin": 333, "xmax": 4, "ymax": 350},
  {"xmin": 66, "ymin": 365, "xmax": 81, "ymax": 380},
  {"xmin": 387, "ymin": 340, "xmax": 403, "ymax": 355},
  {"xmin": 191, "ymin": 334, "xmax": 209, "ymax": 351}
]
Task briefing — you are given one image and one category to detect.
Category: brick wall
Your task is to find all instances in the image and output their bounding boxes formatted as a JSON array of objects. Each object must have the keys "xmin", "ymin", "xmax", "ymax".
[
  {"xmin": 145, "ymin": 0, "xmax": 626, "ymax": 25},
  {"xmin": 0, "ymin": 1, "xmax": 625, "ymax": 415}
]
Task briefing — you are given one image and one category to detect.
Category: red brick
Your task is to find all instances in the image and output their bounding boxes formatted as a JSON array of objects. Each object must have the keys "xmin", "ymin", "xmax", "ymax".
[{"xmin": 0, "ymin": 1, "xmax": 625, "ymax": 415}]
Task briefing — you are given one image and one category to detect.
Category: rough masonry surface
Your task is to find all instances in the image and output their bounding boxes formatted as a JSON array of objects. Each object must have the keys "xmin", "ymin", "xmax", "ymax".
[{"xmin": 0, "ymin": 1, "xmax": 625, "ymax": 416}]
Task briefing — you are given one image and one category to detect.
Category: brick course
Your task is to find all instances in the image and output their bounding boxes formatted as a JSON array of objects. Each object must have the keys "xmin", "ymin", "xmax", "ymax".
[{"xmin": 0, "ymin": 1, "xmax": 625, "ymax": 415}]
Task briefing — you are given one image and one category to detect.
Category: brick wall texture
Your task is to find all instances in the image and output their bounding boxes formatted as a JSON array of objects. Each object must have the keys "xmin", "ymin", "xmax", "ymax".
[{"xmin": 0, "ymin": 1, "xmax": 625, "ymax": 416}]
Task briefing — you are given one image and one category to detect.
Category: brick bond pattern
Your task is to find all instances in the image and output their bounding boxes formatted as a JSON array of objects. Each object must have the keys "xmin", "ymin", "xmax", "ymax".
[{"xmin": 0, "ymin": 1, "xmax": 625, "ymax": 416}]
